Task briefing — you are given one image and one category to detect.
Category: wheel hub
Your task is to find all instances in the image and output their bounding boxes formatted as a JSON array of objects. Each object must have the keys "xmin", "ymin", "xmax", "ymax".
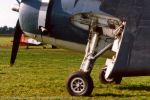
[{"xmin": 71, "ymin": 77, "xmax": 86, "ymax": 93}]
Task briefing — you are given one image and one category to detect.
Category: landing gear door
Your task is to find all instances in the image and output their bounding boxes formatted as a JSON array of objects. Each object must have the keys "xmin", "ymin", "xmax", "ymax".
[{"xmin": 38, "ymin": 0, "xmax": 50, "ymax": 28}]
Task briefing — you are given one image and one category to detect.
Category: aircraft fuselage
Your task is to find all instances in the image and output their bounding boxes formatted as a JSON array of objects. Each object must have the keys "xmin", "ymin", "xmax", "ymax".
[{"xmin": 19, "ymin": 0, "xmax": 103, "ymax": 52}]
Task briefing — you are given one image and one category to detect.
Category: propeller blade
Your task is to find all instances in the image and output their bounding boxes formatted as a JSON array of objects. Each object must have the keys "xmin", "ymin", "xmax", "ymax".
[
  {"xmin": 10, "ymin": 20, "xmax": 23, "ymax": 65},
  {"xmin": 16, "ymin": 0, "xmax": 21, "ymax": 4}
]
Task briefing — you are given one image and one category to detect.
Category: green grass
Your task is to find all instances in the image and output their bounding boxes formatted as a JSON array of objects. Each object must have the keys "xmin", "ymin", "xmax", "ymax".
[
  {"xmin": 1, "ymin": 36, "xmax": 150, "ymax": 99},
  {"xmin": 0, "ymin": 36, "xmax": 13, "ymax": 47}
]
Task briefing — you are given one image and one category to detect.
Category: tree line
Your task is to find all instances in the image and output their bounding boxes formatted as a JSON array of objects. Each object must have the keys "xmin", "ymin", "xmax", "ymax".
[{"xmin": 0, "ymin": 26, "xmax": 15, "ymax": 34}]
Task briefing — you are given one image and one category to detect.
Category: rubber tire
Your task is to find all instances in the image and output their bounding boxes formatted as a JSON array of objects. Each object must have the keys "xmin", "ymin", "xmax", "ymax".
[
  {"xmin": 66, "ymin": 71, "xmax": 94, "ymax": 96},
  {"xmin": 100, "ymin": 68, "xmax": 122, "ymax": 84}
]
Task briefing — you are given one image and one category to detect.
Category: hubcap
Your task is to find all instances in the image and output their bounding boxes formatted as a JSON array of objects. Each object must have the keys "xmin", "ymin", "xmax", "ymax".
[{"xmin": 71, "ymin": 77, "xmax": 86, "ymax": 94}]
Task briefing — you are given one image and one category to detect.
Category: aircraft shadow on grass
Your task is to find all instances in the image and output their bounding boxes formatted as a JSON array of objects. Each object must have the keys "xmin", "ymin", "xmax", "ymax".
[
  {"xmin": 94, "ymin": 93, "xmax": 134, "ymax": 97},
  {"xmin": 93, "ymin": 85, "xmax": 150, "ymax": 97},
  {"xmin": 117, "ymin": 85, "xmax": 150, "ymax": 91}
]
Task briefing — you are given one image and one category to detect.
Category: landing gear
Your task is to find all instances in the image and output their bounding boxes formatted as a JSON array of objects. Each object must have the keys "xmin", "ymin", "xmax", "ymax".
[
  {"xmin": 100, "ymin": 68, "xmax": 122, "ymax": 84},
  {"xmin": 67, "ymin": 12, "xmax": 125, "ymax": 96},
  {"xmin": 66, "ymin": 71, "xmax": 93, "ymax": 96}
]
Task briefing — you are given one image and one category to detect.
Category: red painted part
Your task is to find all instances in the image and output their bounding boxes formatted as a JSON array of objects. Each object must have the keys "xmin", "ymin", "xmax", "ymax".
[{"xmin": 20, "ymin": 34, "xmax": 27, "ymax": 46}]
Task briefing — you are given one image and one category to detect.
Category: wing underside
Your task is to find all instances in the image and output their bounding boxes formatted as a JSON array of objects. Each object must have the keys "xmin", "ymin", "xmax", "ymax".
[{"xmin": 101, "ymin": 0, "xmax": 150, "ymax": 76}]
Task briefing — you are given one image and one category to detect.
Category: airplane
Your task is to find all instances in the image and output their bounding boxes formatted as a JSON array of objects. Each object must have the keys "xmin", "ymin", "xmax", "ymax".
[
  {"xmin": 19, "ymin": 34, "xmax": 58, "ymax": 49},
  {"xmin": 13, "ymin": 34, "xmax": 42, "ymax": 46},
  {"xmin": 12, "ymin": 33, "xmax": 57, "ymax": 48},
  {"xmin": 10, "ymin": 0, "xmax": 150, "ymax": 96}
]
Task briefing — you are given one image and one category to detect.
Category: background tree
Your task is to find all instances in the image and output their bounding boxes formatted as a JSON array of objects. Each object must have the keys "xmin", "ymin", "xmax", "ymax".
[{"xmin": 0, "ymin": 26, "xmax": 15, "ymax": 34}]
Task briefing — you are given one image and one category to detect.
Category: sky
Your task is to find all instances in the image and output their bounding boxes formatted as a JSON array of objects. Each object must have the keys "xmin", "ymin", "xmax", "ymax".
[{"xmin": 0, "ymin": 0, "xmax": 19, "ymax": 27}]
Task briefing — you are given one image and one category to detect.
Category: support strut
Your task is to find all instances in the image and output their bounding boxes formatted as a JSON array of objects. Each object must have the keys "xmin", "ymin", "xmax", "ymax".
[{"xmin": 80, "ymin": 19, "xmax": 113, "ymax": 73}]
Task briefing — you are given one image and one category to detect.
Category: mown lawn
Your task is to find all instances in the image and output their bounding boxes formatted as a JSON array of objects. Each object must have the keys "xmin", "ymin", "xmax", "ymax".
[
  {"xmin": 0, "ymin": 36, "xmax": 13, "ymax": 47},
  {"xmin": 1, "ymin": 37, "xmax": 150, "ymax": 99}
]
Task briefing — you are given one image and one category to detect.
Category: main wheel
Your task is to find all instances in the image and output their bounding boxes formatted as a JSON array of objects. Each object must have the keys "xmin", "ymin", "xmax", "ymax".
[
  {"xmin": 100, "ymin": 68, "xmax": 122, "ymax": 84},
  {"xmin": 66, "ymin": 71, "xmax": 94, "ymax": 96}
]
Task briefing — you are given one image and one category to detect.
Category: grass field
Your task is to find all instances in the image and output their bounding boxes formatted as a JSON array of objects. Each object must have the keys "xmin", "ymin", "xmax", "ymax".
[
  {"xmin": 1, "ymin": 36, "xmax": 150, "ymax": 99},
  {"xmin": 0, "ymin": 36, "xmax": 13, "ymax": 47}
]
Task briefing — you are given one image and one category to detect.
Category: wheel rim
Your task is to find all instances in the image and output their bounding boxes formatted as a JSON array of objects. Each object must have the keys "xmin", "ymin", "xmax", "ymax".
[{"xmin": 70, "ymin": 77, "xmax": 86, "ymax": 94}]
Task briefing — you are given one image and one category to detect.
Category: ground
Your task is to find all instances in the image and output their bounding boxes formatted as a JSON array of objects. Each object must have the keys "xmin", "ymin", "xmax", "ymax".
[{"xmin": 0, "ymin": 36, "xmax": 150, "ymax": 99}]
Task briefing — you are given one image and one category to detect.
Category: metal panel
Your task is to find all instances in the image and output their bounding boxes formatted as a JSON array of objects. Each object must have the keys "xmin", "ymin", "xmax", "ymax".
[
  {"xmin": 38, "ymin": 0, "xmax": 50, "ymax": 27},
  {"xmin": 101, "ymin": 0, "xmax": 150, "ymax": 77},
  {"xmin": 19, "ymin": 0, "xmax": 41, "ymax": 34},
  {"xmin": 61, "ymin": 0, "xmax": 101, "ymax": 14}
]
